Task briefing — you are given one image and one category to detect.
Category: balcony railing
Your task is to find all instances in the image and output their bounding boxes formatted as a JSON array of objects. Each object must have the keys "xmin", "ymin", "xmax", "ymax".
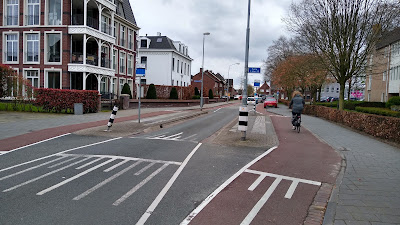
[
  {"xmin": 72, "ymin": 53, "xmax": 83, "ymax": 64},
  {"xmin": 101, "ymin": 23, "xmax": 113, "ymax": 36},
  {"xmin": 5, "ymin": 16, "xmax": 18, "ymax": 26},
  {"xmin": 25, "ymin": 15, "xmax": 39, "ymax": 25},
  {"xmin": 86, "ymin": 54, "xmax": 98, "ymax": 66},
  {"xmin": 72, "ymin": 14, "xmax": 84, "ymax": 25},
  {"xmin": 101, "ymin": 58, "xmax": 111, "ymax": 68},
  {"xmin": 87, "ymin": 16, "xmax": 99, "ymax": 30}
]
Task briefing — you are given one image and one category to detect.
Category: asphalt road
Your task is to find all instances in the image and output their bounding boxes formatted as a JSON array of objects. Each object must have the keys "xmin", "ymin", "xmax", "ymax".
[{"xmin": 0, "ymin": 106, "xmax": 268, "ymax": 225}]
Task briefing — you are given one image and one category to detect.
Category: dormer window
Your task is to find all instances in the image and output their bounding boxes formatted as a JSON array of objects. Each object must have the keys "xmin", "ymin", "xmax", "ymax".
[{"xmin": 141, "ymin": 39, "xmax": 147, "ymax": 48}]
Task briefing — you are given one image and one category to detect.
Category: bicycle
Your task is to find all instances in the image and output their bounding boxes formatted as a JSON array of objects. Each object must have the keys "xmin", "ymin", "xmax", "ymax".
[{"xmin": 292, "ymin": 114, "xmax": 301, "ymax": 133}]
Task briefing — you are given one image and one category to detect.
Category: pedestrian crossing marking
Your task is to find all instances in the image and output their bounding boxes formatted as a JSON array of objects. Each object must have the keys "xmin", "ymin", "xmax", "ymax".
[{"xmin": 132, "ymin": 132, "xmax": 198, "ymax": 142}]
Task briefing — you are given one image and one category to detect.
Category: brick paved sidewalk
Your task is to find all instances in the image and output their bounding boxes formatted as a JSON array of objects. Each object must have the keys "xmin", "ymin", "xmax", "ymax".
[{"xmin": 266, "ymin": 105, "xmax": 400, "ymax": 225}]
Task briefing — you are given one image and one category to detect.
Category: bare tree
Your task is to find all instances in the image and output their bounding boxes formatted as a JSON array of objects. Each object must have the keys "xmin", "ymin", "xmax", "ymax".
[{"xmin": 286, "ymin": 0, "xmax": 400, "ymax": 110}]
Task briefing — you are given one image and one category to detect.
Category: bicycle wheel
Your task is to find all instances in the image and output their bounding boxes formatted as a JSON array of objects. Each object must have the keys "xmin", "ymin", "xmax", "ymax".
[{"xmin": 297, "ymin": 124, "xmax": 300, "ymax": 133}]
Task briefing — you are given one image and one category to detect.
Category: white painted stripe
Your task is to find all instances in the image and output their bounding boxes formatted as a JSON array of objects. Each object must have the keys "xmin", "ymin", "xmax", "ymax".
[
  {"xmin": 248, "ymin": 174, "xmax": 267, "ymax": 191},
  {"xmin": 162, "ymin": 132, "xmax": 183, "ymax": 139},
  {"xmin": 239, "ymin": 116, "xmax": 249, "ymax": 122},
  {"xmin": 244, "ymin": 169, "xmax": 321, "ymax": 186},
  {"xmin": 75, "ymin": 158, "xmax": 103, "ymax": 170},
  {"xmin": 238, "ymin": 125, "xmax": 248, "ymax": 131},
  {"xmin": 37, "ymin": 158, "xmax": 116, "ymax": 196},
  {"xmin": 0, "ymin": 137, "xmax": 122, "ymax": 173},
  {"xmin": 138, "ymin": 143, "xmax": 202, "ymax": 224},
  {"xmin": 3, "ymin": 157, "xmax": 91, "ymax": 192},
  {"xmin": 180, "ymin": 146, "xmax": 278, "ymax": 225},
  {"xmin": 134, "ymin": 162, "xmax": 155, "ymax": 175},
  {"xmin": 73, "ymin": 161, "xmax": 142, "ymax": 201},
  {"xmin": 104, "ymin": 159, "xmax": 129, "ymax": 172},
  {"xmin": 113, "ymin": 163, "xmax": 169, "ymax": 206},
  {"xmin": 213, "ymin": 108, "xmax": 222, "ymax": 113},
  {"xmin": 240, "ymin": 178, "xmax": 282, "ymax": 225},
  {"xmin": 285, "ymin": 180, "xmax": 299, "ymax": 199},
  {"xmin": 59, "ymin": 153, "xmax": 181, "ymax": 166},
  {"xmin": 2, "ymin": 133, "xmax": 71, "ymax": 155},
  {"xmin": 251, "ymin": 116, "xmax": 266, "ymax": 134},
  {"xmin": 181, "ymin": 134, "xmax": 197, "ymax": 141},
  {"xmin": 48, "ymin": 156, "xmax": 80, "ymax": 168},
  {"xmin": 0, "ymin": 156, "xmax": 66, "ymax": 181}
]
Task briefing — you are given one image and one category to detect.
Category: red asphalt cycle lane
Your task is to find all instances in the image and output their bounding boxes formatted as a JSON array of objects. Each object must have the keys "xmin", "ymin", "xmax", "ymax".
[{"xmin": 189, "ymin": 105, "xmax": 341, "ymax": 225}]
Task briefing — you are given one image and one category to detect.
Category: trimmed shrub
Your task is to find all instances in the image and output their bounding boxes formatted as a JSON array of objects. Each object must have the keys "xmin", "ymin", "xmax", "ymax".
[
  {"xmin": 208, "ymin": 89, "xmax": 214, "ymax": 99},
  {"xmin": 121, "ymin": 83, "xmax": 132, "ymax": 98},
  {"xmin": 146, "ymin": 83, "xmax": 157, "ymax": 99},
  {"xmin": 315, "ymin": 101, "xmax": 386, "ymax": 110},
  {"xmin": 170, "ymin": 87, "xmax": 178, "ymax": 99},
  {"xmin": 34, "ymin": 88, "xmax": 99, "ymax": 113},
  {"xmin": 355, "ymin": 107, "xmax": 400, "ymax": 118},
  {"xmin": 192, "ymin": 95, "xmax": 200, "ymax": 99},
  {"xmin": 386, "ymin": 96, "xmax": 400, "ymax": 108},
  {"xmin": 194, "ymin": 87, "xmax": 200, "ymax": 96}
]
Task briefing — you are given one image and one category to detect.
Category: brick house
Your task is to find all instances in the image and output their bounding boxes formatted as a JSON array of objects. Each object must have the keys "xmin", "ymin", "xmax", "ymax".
[
  {"xmin": 1, "ymin": 0, "xmax": 139, "ymax": 98},
  {"xmin": 192, "ymin": 69, "xmax": 226, "ymax": 97},
  {"xmin": 257, "ymin": 81, "xmax": 270, "ymax": 96},
  {"xmin": 365, "ymin": 27, "xmax": 400, "ymax": 102}
]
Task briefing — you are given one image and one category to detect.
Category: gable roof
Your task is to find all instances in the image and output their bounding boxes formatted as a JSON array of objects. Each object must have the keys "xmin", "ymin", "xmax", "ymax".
[
  {"xmin": 116, "ymin": 0, "xmax": 137, "ymax": 25},
  {"xmin": 376, "ymin": 27, "xmax": 400, "ymax": 50},
  {"xmin": 145, "ymin": 36, "xmax": 177, "ymax": 50}
]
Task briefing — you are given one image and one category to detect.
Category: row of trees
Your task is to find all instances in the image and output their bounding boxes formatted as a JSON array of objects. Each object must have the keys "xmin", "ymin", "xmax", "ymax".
[{"xmin": 264, "ymin": 0, "xmax": 400, "ymax": 110}]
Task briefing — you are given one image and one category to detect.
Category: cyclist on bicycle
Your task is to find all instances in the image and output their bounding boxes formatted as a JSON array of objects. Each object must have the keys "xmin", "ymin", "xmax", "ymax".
[{"xmin": 289, "ymin": 91, "xmax": 305, "ymax": 129}]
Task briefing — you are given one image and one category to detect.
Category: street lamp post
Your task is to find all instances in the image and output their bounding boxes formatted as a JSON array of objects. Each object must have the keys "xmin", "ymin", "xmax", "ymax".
[
  {"xmin": 227, "ymin": 62, "xmax": 240, "ymax": 102},
  {"xmin": 200, "ymin": 32, "xmax": 210, "ymax": 111},
  {"xmin": 241, "ymin": 0, "xmax": 251, "ymax": 141}
]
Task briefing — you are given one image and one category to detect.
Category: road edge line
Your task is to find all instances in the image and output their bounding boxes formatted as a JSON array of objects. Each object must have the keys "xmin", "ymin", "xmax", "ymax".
[
  {"xmin": 180, "ymin": 145, "xmax": 278, "ymax": 225},
  {"xmin": 136, "ymin": 142, "xmax": 203, "ymax": 225}
]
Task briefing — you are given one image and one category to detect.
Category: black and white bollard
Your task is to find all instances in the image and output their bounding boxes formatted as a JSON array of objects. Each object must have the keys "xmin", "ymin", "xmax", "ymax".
[
  {"xmin": 238, "ymin": 106, "xmax": 248, "ymax": 141},
  {"xmin": 106, "ymin": 106, "xmax": 118, "ymax": 131}
]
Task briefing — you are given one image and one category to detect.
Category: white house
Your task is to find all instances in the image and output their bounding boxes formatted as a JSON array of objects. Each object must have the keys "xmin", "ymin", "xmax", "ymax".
[{"xmin": 137, "ymin": 33, "xmax": 192, "ymax": 89}]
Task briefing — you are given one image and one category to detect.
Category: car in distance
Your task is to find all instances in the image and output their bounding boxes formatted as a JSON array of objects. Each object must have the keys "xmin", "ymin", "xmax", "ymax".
[
  {"xmin": 264, "ymin": 97, "xmax": 278, "ymax": 108},
  {"xmin": 234, "ymin": 95, "xmax": 242, "ymax": 100},
  {"xmin": 247, "ymin": 97, "xmax": 256, "ymax": 105}
]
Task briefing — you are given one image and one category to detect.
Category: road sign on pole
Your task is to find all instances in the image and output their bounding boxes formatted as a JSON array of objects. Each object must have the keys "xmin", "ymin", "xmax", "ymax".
[{"xmin": 248, "ymin": 67, "xmax": 261, "ymax": 73}]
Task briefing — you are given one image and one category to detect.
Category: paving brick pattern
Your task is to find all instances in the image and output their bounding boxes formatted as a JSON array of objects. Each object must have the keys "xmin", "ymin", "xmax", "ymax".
[{"xmin": 266, "ymin": 106, "xmax": 400, "ymax": 225}]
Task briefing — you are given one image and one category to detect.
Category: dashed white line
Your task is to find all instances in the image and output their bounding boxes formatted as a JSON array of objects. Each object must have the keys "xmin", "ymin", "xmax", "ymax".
[
  {"xmin": 104, "ymin": 159, "xmax": 129, "ymax": 172},
  {"xmin": 75, "ymin": 157, "xmax": 102, "ymax": 170},
  {"xmin": 48, "ymin": 156, "xmax": 80, "ymax": 168},
  {"xmin": 134, "ymin": 162, "xmax": 155, "ymax": 175}
]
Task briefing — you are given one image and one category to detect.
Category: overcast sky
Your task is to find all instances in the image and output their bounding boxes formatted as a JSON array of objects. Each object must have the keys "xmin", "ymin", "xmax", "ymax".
[{"xmin": 130, "ymin": 0, "xmax": 296, "ymax": 89}]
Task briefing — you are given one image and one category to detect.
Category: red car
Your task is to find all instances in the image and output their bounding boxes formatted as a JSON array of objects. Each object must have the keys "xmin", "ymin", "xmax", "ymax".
[{"xmin": 264, "ymin": 97, "xmax": 278, "ymax": 108}]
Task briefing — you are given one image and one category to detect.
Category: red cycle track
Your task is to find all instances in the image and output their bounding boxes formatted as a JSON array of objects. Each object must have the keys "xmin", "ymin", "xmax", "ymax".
[{"xmin": 189, "ymin": 105, "xmax": 341, "ymax": 225}]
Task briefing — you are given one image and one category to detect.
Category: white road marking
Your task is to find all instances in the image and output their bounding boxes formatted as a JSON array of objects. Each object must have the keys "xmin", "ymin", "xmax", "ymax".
[
  {"xmin": 0, "ymin": 137, "xmax": 122, "ymax": 173},
  {"xmin": 75, "ymin": 157, "xmax": 103, "ymax": 170},
  {"xmin": 181, "ymin": 134, "xmax": 197, "ymax": 141},
  {"xmin": 245, "ymin": 169, "xmax": 321, "ymax": 187},
  {"xmin": 285, "ymin": 180, "xmax": 299, "ymax": 199},
  {"xmin": 248, "ymin": 174, "xmax": 267, "ymax": 191},
  {"xmin": 0, "ymin": 156, "xmax": 66, "ymax": 181},
  {"xmin": 73, "ymin": 161, "xmax": 142, "ymax": 200},
  {"xmin": 113, "ymin": 163, "xmax": 169, "ymax": 206},
  {"xmin": 37, "ymin": 158, "xmax": 116, "ymax": 196},
  {"xmin": 3, "ymin": 157, "xmax": 91, "ymax": 192},
  {"xmin": 48, "ymin": 156, "xmax": 80, "ymax": 168},
  {"xmin": 104, "ymin": 159, "xmax": 129, "ymax": 172},
  {"xmin": 213, "ymin": 108, "xmax": 222, "ymax": 113},
  {"xmin": 134, "ymin": 162, "xmax": 155, "ymax": 175},
  {"xmin": 240, "ymin": 178, "xmax": 282, "ymax": 225},
  {"xmin": 138, "ymin": 143, "xmax": 203, "ymax": 225},
  {"xmin": 180, "ymin": 146, "xmax": 278, "ymax": 225},
  {"xmin": 2, "ymin": 133, "xmax": 71, "ymax": 155},
  {"xmin": 251, "ymin": 116, "xmax": 266, "ymax": 134}
]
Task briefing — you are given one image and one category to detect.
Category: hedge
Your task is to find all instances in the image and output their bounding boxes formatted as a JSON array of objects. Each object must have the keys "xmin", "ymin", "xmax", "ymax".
[
  {"xmin": 304, "ymin": 105, "xmax": 400, "ymax": 144},
  {"xmin": 386, "ymin": 96, "xmax": 400, "ymax": 108},
  {"xmin": 355, "ymin": 107, "xmax": 400, "ymax": 118},
  {"xmin": 34, "ymin": 88, "xmax": 99, "ymax": 113},
  {"xmin": 315, "ymin": 101, "xmax": 386, "ymax": 110}
]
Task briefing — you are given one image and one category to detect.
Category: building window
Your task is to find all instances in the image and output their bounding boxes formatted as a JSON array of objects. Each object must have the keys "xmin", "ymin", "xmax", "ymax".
[
  {"xmin": 368, "ymin": 75, "xmax": 372, "ymax": 90},
  {"xmin": 177, "ymin": 60, "xmax": 179, "ymax": 72},
  {"xmin": 181, "ymin": 62, "xmax": 183, "ymax": 74},
  {"xmin": 46, "ymin": 33, "xmax": 61, "ymax": 63},
  {"xmin": 141, "ymin": 56, "xmax": 147, "ymax": 67},
  {"xmin": 119, "ymin": 78, "xmax": 125, "ymax": 94},
  {"xmin": 172, "ymin": 58, "xmax": 175, "ymax": 71},
  {"xmin": 128, "ymin": 30, "xmax": 133, "ymax": 50},
  {"xmin": 5, "ymin": 33, "xmax": 18, "ymax": 62},
  {"xmin": 26, "ymin": 0, "xmax": 40, "ymax": 25},
  {"xmin": 47, "ymin": 0, "xmax": 61, "ymax": 25},
  {"xmin": 119, "ymin": 52, "xmax": 126, "ymax": 74},
  {"xmin": 100, "ymin": 77, "xmax": 109, "ymax": 94},
  {"xmin": 114, "ymin": 22, "xmax": 117, "ymax": 38},
  {"xmin": 383, "ymin": 71, "xmax": 386, "ymax": 81},
  {"xmin": 141, "ymin": 39, "xmax": 147, "ymax": 48},
  {"xmin": 25, "ymin": 70, "xmax": 39, "ymax": 88},
  {"xmin": 46, "ymin": 71, "xmax": 61, "ymax": 89},
  {"xmin": 101, "ymin": 15, "xmax": 111, "ymax": 35},
  {"xmin": 184, "ymin": 63, "xmax": 186, "ymax": 75},
  {"xmin": 26, "ymin": 33, "xmax": 39, "ymax": 62},
  {"xmin": 120, "ymin": 25, "xmax": 125, "ymax": 47},
  {"xmin": 127, "ymin": 54, "xmax": 133, "ymax": 75},
  {"xmin": 113, "ymin": 49, "xmax": 117, "ymax": 71},
  {"xmin": 6, "ymin": 0, "xmax": 19, "ymax": 26},
  {"xmin": 188, "ymin": 65, "xmax": 190, "ymax": 75}
]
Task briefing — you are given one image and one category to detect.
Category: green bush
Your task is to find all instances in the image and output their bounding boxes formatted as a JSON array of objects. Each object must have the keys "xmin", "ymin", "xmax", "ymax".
[
  {"xmin": 208, "ymin": 89, "xmax": 214, "ymax": 99},
  {"xmin": 386, "ymin": 96, "xmax": 400, "ymax": 108},
  {"xmin": 315, "ymin": 101, "xmax": 386, "ymax": 110},
  {"xmin": 170, "ymin": 87, "xmax": 178, "ymax": 99},
  {"xmin": 121, "ymin": 83, "xmax": 132, "ymax": 98},
  {"xmin": 146, "ymin": 83, "xmax": 157, "ymax": 99},
  {"xmin": 355, "ymin": 107, "xmax": 400, "ymax": 118},
  {"xmin": 194, "ymin": 87, "xmax": 200, "ymax": 96},
  {"xmin": 192, "ymin": 95, "xmax": 200, "ymax": 99}
]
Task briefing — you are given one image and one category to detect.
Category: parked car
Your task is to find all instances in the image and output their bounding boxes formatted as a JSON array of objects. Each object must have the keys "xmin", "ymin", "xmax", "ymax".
[
  {"xmin": 319, "ymin": 96, "xmax": 331, "ymax": 102},
  {"xmin": 330, "ymin": 97, "xmax": 339, "ymax": 102},
  {"xmin": 264, "ymin": 97, "xmax": 278, "ymax": 108},
  {"xmin": 247, "ymin": 97, "xmax": 256, "ymax": 105},
  {"xmin": 234, "ymin": 95, "xmax": 242, "ymax": 100}
]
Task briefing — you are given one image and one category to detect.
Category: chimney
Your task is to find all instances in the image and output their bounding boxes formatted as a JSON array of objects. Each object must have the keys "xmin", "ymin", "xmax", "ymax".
[
  {"xmin": 157, "ymin": 32, "xmax": 161, "ymax": 36},
  {"xmin": 200, "ymin": 68, "xmax": 203, "ymax": 74}
]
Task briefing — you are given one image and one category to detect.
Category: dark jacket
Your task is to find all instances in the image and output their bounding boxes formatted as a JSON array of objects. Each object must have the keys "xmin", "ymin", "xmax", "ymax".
[{"xmin": 289, "ymin": 95, "xmax": 305, "ymax": 114}]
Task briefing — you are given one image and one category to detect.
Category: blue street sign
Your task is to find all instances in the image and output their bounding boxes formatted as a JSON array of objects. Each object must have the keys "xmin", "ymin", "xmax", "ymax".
[
  {"xmin": 248, "ymin": 67, "xmax": 261, "ymax": 73},
  {"xmin": 194, "ymin": 80, "xmax": 202, "ymax": 83},
  {"xmin": 254, "ymin": 82, "xmax": 260, "ymax": 87},
  {"xmin": 136, "ymin": 68, "xmax": 145, "ymax": 76}
]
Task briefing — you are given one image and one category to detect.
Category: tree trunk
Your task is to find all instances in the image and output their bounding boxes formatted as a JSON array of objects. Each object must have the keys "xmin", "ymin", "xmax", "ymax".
[
  {"xmin": 347, "ymin": 79, "xmax": 352, "ymax": 100},
  {"xmin": 339, "ymin": 81, "xmax": 346, "ymax": 110}
]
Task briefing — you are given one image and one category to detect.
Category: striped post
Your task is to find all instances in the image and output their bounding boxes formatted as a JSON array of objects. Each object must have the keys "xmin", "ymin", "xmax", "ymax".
[
  {"xmin": 107, "ymin": 106, "xmax": 119, "ymax": 131},
  {"xmin": 238, "ymin": 106, "xmax": 248, "ymax": 140}
]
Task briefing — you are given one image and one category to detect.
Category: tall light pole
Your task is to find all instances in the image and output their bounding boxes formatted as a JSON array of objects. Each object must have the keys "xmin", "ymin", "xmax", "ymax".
[
  {"xmin": 200, "ymin": 32, "xmax": 210, "ymax": 111},
  {"xmin": 227, "ymin": 62, "xmax": 240, "ymax": 101},
  {"xmin": 241, "ymin": 0, "xmax": 251, "ymax": 141}
]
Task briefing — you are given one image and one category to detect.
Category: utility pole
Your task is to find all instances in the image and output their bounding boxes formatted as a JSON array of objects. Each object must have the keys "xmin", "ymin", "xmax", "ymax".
[{"xmin": 241, "ymin": 0, "xmax": 251, "ymax": 141}]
